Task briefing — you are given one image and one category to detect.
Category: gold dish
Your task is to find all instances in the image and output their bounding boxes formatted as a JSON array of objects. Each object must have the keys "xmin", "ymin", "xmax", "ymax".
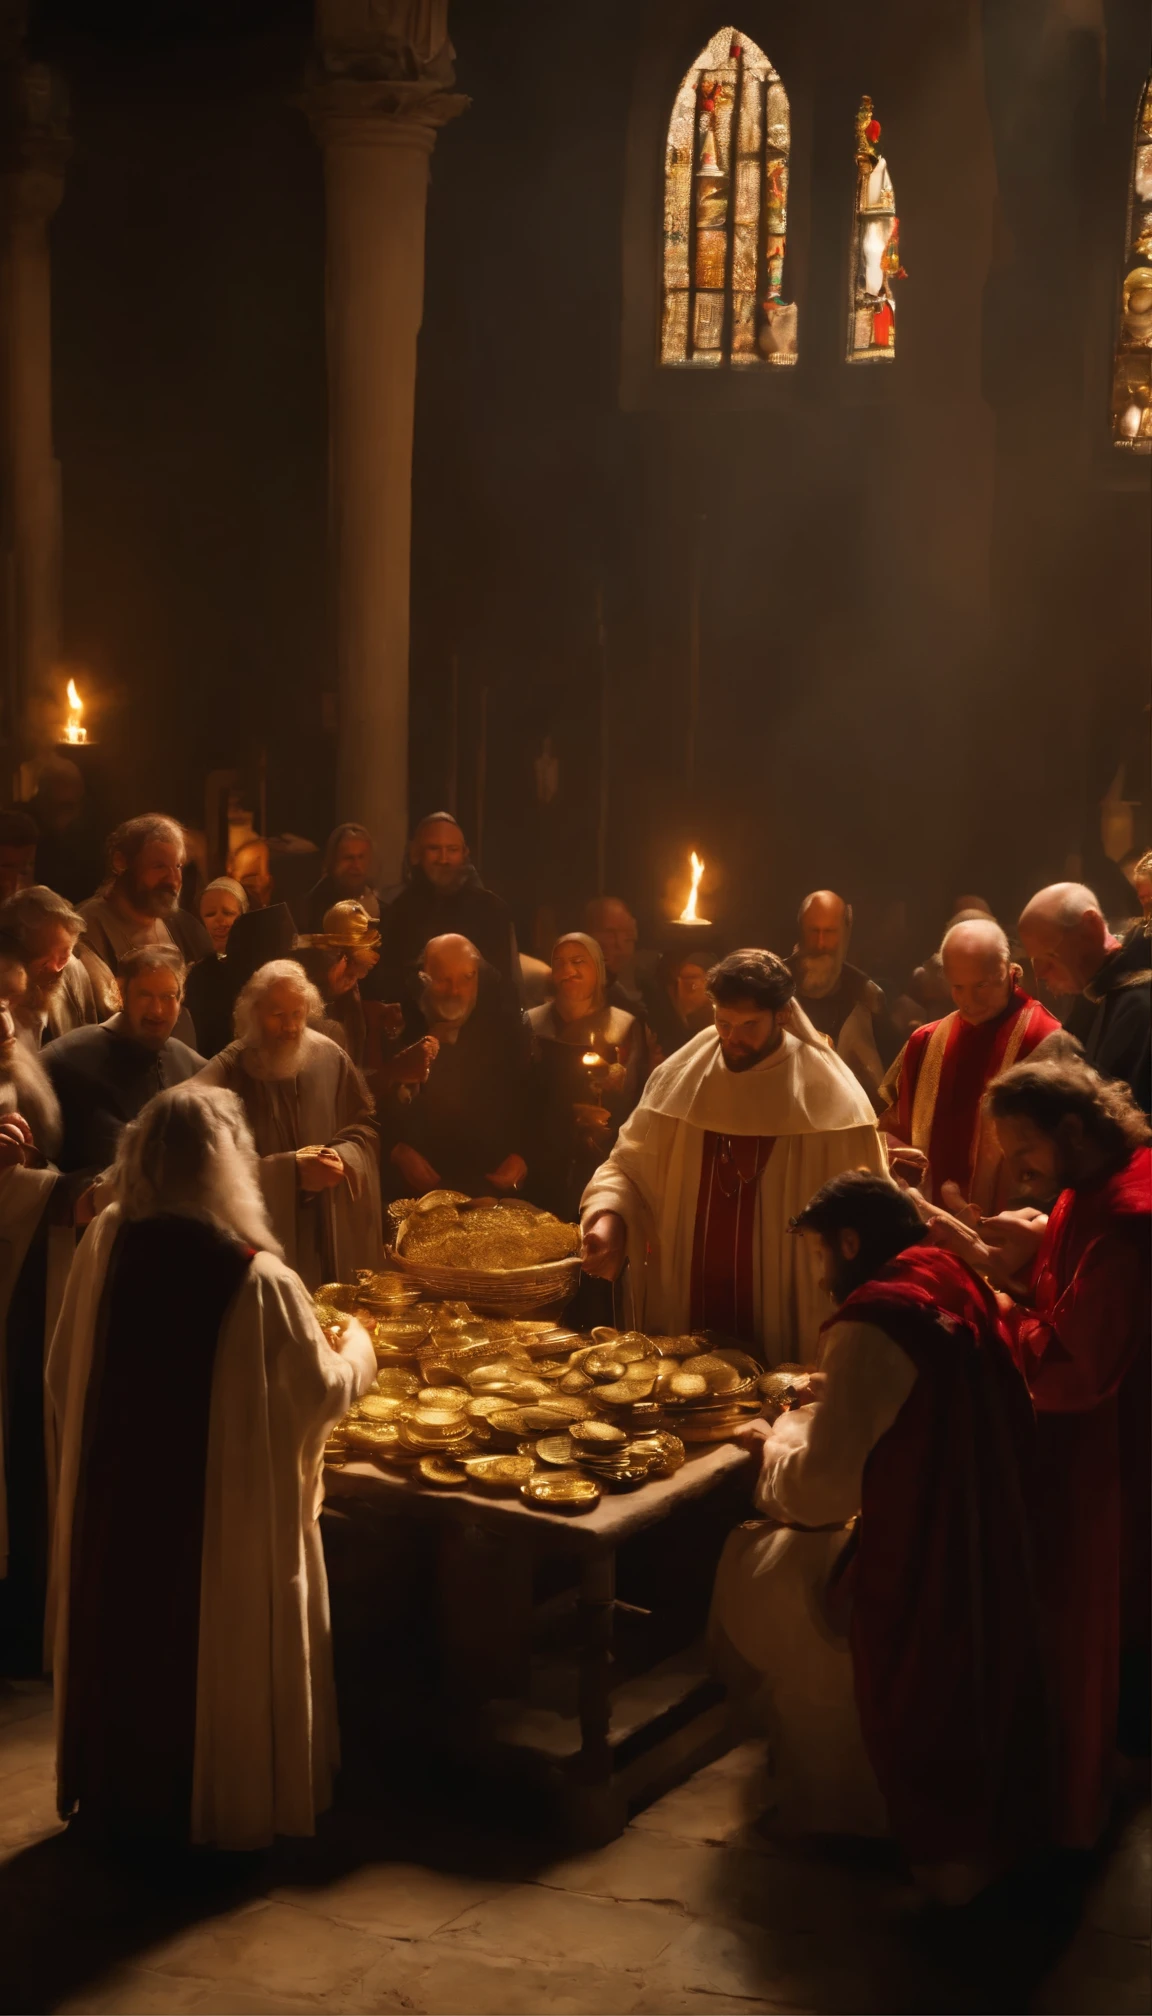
[
  {"xmin": 462, "ymin": 1454, "xmax": 536, "ymax": 1488},
  {"xmin": 418, "ymin": 1455, "xmax": 469, "ymax": 1488},
  {"xmin": 521, "ymin": 1472, "xmax": 601, "ymax": 1511}
]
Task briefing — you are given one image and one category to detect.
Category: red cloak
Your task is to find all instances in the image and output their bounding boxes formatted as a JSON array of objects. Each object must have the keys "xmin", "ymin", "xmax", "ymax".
[
  {"xmin": 831, "ymin": 1243, "xmax": 1046, "ymax": 1867},
  {"xmin": 879, "ymin": 988, "xmax": 1059, "ymax": 1208},
  {"xmin": 1009, "ymin": 1145, "xmax": 1151, "ymax": 1847}
]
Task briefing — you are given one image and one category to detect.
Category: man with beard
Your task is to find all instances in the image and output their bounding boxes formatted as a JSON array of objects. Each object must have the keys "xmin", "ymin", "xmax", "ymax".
[
  {"xmin": 47, "ymin": 1084, "xmax": 376, "ymax": 1846},
  {"xmin": 77, "ymin": 815, "xmax": 210, "ymax": 1047},
  {"xmin": 878, "ymin": 917, "xmax": 1058, "ymax": 1210},
  {"xmin": 44, "ymin": 947, "xmax": 204, "ymax": 1188},
  {"xmin": 378, "ymin": 812, "xmax": 519, "ymax": 990},
  {"xmin": 788, "ymin": 891, "xmax": 891, "ymax": 1103},
  {"xmin": 0, "ymin": 885, "xmax": 107, "ymax": 1046},
  {"xmin": 581, "ymin": 950, "xmax": 884, "ymax": 1362},
  {"xmin": 386, "ymin": 934, "xmax": 530, "ymax": 1199},
  {"xmin": 1018, "ymin": 881, "xmax": 1151, "ymax": 1115},
  {"xmin": 710, "ymin": 1172, "xmax": 1043, "ymax": 1903},
  {"xmin": 927, "ymin": 1059, "xmax": 1151, "ymax": 1849},
  {"xmin": 0, "ymin": 936, "xmax": 63, "ymax": 1673},
  {"xmin": 300, "ymin": 822, "xmax": 383, "ymax": 933},
  {"xmin": 194, "ymin": 960, "xmax": 381, "ymax": 1287}
]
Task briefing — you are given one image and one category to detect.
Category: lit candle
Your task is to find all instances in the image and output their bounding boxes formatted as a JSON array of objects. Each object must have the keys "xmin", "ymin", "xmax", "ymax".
[
  {"xmin": 61, "ymin": 678, "xmax": 89, "ymax": 746},
  {"xmin": 675, "ymin": 850, "xmax": 712, "ymax": 926}
]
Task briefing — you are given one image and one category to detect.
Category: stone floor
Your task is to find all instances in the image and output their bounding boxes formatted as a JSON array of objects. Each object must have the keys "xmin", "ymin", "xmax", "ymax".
[{"xmin": 0, "ymin": 1678, "xmax": 1148, "ymax": 2016}]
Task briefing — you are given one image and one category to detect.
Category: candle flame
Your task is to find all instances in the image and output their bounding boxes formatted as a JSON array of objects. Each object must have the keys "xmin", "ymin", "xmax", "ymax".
[
  {"xmin": 62, "ymin": 678, "xmax": 88, "ymax": 745},
  {"xmin": 677, "ymin": 850, "xmax": 711, "ymax": 925}
]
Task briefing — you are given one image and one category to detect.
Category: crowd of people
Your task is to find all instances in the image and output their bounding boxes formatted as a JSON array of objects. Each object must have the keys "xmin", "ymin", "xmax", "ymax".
[{"xmin": 0, "ymin": 791, "xmax": 1147, "ymax": 1902}]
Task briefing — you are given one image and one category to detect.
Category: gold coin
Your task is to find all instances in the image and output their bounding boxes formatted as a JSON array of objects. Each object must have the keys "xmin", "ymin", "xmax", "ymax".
[
  {"xmin": 628, "ymin": 1431, "xmax": 686, "ymax": 1474},
  {"xmin": 416, "ymin": 1386, "xmax": 468, "ymax": 1410},
  {"xmin": 584, "ymin": 1353, "xmax": 626, "ymax": 1381},
  {"xmin": 374, "ymin": 1368, "xmax": 421, "ymax": 1398},
  {"xmin": 374, "ymin": 1319, "xmax": 431, "ymax": 1343},
  {"xmin": 669, "ymin": 1370, "xmax": 709, "ymax": 1399},
  {"xmin": 595, "ymin": 1374, "xmax": 656, "ymax": 1403},
  {"xmin": 570, "ymin": 1419, "xmax": 628, "ymax": 1448},
  {"xmin": 418, "ymin": 1455, "xmax": 468, "ymax": 1488},
  {"xmin": 353, "ymin": 1394, "xmax": 405, "ymax": 1421},
  {"xmin": 534, "ymin": 1434, "xmax": 578, "ymax": 1466},
  {"xmin": 344, "ymin": 1417, "xmax": 402, "ymax": 1447},
  {"xmin": 559, "ymin": 1368, "xmax": 594, "ymax": 1394},
  {"xmin": 462, "ymin": 1454, "xmax": 536, "ymax": 1488},
  {"xmin": 648, "ymin": 1334, "xmax": 704, "ymax": 1358},
  {"xmin": 521, "ymin": 1472, "xmax": 601, "ymax": 1511}
]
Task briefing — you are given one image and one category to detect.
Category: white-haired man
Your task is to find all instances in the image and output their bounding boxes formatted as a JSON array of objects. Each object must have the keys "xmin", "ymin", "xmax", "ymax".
[
  {"xmin": 47, "ymin": 1083, "xmax": 376, "ymax": 1846},
  {"xmin": 788, "ymin": 889, "xmax": 891, "ymax": 1105},
  {"xmin": 78, "ymin": 814, "xmax": 210, "ymax": 1046},
  {"xmin": 878, "ymin": 917, "xmax": 1058, "ymax": 1212},
  {"xmin": 1018, "ymin": 881, "xmax": 1151, "ymax": 1116},
  {"xmin": 194, "ymin": 960, "xmax": 381, "ymax": 1286}
]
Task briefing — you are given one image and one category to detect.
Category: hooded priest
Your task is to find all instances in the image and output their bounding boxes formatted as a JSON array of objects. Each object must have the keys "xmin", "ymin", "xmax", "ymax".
[{"xmin": 581, "ymin": 950, "xmax": 885, "ymax": 1364}]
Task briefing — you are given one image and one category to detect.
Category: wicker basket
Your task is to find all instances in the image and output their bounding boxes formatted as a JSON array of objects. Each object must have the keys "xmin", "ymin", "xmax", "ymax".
[{"xmin": 384, "ymin": 1246, "xmax": 582, "ymax": 1317}]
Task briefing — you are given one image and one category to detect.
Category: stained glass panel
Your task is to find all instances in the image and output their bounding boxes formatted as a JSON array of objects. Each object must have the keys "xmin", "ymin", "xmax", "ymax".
[
  {"xmin": 660, "ymin": 25, "xmax": 796, "ymax": 369},
  {"xmin": 1111, "ymin": 75, "xmax": 1152, "ymax": 450},
  {"xmin": 846, "ymin": 95, "xmax": 906, "ymax": 363}
]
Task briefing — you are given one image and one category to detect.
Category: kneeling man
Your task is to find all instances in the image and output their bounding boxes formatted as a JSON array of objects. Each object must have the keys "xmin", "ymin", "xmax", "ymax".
[
  {"xmin": 47, "ymin": 1085, "xmax": 376, "ymax": 1847},
  {"xmin": 711, "ymin": 1171, "xmax": 1043, "ymax": 1900},
  {"xmin": 581, "ymin": 950, "xmax": 884, "ymax": 1361}
]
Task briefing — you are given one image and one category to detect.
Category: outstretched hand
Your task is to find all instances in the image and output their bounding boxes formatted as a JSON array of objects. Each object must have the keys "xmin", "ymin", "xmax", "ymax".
[{"xmin": 581, "ymin": 1210, "xmax": 627, "ymax": 1281}]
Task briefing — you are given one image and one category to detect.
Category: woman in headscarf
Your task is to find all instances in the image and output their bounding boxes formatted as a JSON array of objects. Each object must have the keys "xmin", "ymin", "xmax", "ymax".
[{"xmin": 526, "ymin": 932, "xmax": 647, "ymax": 1220}]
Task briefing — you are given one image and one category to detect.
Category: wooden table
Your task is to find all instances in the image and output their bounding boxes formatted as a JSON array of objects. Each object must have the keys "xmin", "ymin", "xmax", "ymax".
[{"xmin": 323, "ymin": 1443, "xmax": 752, "ymax": 1843}]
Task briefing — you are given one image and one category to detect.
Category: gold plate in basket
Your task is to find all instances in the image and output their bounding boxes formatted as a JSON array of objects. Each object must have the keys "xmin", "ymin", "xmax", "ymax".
[
  {"xmin": 462, "ymin": 1454, "xmax": 536, "ymax": 1488},
  {"xmin": 521, "ymin": 1472, "xmax": 601, "ymax": 1512},
  {"xmin": 570, "ymin": 1419, "xmax": 628, "ymax": 1448},
  {"xmin": 353, "ymin": 1394, "xmax": 405, "ymax": 1422},
  {"xmin": 534, "ymin": 1434, "xmax": 578, "ymax": 1467},
  {"xmin": 418, "ymin": 1455, "xmax": 469, "ymax": 1488}
]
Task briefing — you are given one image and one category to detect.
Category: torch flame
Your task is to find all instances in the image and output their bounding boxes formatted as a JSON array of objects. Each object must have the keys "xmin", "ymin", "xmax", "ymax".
[
  {"xmin": 677, "ymin": 851, "xmax": 711, "ymax": 926},
  {"xmin": 62, "ymin": 678, "xmax": 88, "ymax": 746}
]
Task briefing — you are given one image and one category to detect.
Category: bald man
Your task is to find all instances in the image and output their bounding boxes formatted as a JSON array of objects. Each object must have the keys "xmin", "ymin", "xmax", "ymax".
[
  {"xmin": 385, "ymin": 933, "xmax": 531, "ymax": 1199},
  {"xmin": 877, "ymin": 918, "xmax": 1059, "ymax": 1212},
  {"xmin": 1019, "ymin": 883, "xmax": 1150, "ymax": 1116},
  {"xmin": 788, "ymin": 891, "xmax": 891, "ymax": 1104},
  {"xmin": 378, "ymin": 812, "xmax": 519, "ymax": 991}
]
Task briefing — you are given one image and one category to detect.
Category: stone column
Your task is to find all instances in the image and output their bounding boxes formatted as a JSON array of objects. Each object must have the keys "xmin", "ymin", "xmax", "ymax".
[
  {"xmin": 0, "ymin": 40, "xmax": 69, "ymax": 777},
  {"xmin": 306, "ymin": 7, "xmax": 465, "ymax": 867}
]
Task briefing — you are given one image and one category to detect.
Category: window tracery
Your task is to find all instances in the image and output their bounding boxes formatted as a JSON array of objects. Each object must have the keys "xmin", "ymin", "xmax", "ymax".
[
  {"xmin": 1111, "ymin": 74, "xmax": 1152, "ymax": 450},
  {"xmin": 847, "ymin": 95, "xmax": 905, "ymax": 361},
  {"xmin": 660, "ymin": 27, "xmax": 796, "ymax": 369}
]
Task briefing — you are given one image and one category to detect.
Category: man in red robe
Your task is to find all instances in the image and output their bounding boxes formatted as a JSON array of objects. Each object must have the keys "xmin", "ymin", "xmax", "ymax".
[
  {"xmin": 932, "ymin": 1058, "xmax": 1151, "ymax": 1848},
  {"xmin": 878, "ymin": 917, "xmax": 1058, "ymax": 1211},
  {"xmin": 712, "ymin": 1172, "xmax": 1044, "ymax": 1901}
]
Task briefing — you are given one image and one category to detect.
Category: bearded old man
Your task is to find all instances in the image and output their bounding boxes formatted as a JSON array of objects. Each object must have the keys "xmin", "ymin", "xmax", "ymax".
[
  {"xmin": 582, "ymin": 951, "xmax": 884, "ymax": 1364},
  {"xmin": 194, "ymin": 960, "xmax": 382, "ymax": 1288},
  {"xmin": 877, "ymin": 918, "xmax": 1058, "ymax": 1211},
  {"xmin": 788, "ymin": 890, "xmax": 891, "ymax": 1104},
  {"xmin": 77, "ymin": 815, "xmax": 210, "ymax": 1048},
  {"xmin": 0, "ymin": 886, "xmax": 108, "ymax": 1046},
  {"xmin": 47, "ymin": 1085, "xmax": 376, "ymax": 1846}
]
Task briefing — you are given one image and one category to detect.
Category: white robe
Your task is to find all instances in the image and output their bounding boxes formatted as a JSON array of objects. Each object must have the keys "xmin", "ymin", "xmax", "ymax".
[
  {"xmin": 46, "ymin": 1205, "xmax": 376, "ymax": 1849},
  {"xmin": 580, "ymin": 1019, "xmax": 886, "ymax": 1364},
  {"xmin": 710, "ymin": 1318, "xmax": 916, "ymax": 1836}
]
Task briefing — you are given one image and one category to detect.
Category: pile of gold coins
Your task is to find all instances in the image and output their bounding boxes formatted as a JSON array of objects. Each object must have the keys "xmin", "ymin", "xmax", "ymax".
[{"xmin": 318, "ymin": 1273, "xmax": 766, "ymax": 1516}]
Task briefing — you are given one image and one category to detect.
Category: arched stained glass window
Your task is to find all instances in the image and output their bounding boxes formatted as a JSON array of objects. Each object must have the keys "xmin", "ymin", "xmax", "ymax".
[
  {"xmin": 1111, "ymin": 73, "xmax": 1152, "ymax": 450},
  {"xmin": 661, "ymin": 27, "xmax": 796, "ymax": 369},
  {"xmin": 847, "ymin": 95, "xmax": 906, "ymax": 362}
]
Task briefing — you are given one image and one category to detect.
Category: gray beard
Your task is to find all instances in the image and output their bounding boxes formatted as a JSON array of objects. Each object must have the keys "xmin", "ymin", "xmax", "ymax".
[
  {"xmin": 796, "ymin": 952, "xmax": 844, "ymax": 999},
  {"xmin": 243, "ymin": 1038, "xmax": 307, "ymax": 1082}
]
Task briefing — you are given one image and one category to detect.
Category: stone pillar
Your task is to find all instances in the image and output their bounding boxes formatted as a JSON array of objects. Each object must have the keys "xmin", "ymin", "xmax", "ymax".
[
  {"xmin": 306, "ymin": 5, "xmax": 465, "ymax": 868},
  {"xmin": 0, "ymin": 37, "xmax": 69, "ymax": 778}
]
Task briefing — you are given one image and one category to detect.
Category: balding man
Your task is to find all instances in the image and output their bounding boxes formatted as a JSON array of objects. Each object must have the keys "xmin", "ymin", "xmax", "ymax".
[
  {"xmin": 378, "ymin": 812, "xmax": 519, "ymax": 991},
  {"xmin": 877, "ymin": 918, "xmax": 1059, "ymax": 1212},
  {"xmin": 788, "ymin": 891, "xmax": 891, "ymax": 1104},
  {"xmin": 385, "ymin": 934, "xmax": 531, "ymax": 1200},
  {"xmin": 1019, "ymin": 883, "xmax": 1151, "ymax": 1116}
]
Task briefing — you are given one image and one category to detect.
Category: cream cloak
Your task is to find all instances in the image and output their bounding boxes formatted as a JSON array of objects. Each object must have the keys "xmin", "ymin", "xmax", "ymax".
[
  {"xmin": 195, "ymin": 1030, "xmax": 382, "ymax": 1289},
  {"xmin": 580, "ymin": 1018, "xmax": 886, "ymax": 1364},
  {"xmin": 46, "ymin": 1205, "xmax": 376, "ymax": 1849}
]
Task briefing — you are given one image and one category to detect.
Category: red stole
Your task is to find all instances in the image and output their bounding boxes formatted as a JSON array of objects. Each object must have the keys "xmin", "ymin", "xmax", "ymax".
[
  {"xmin": 884, "ymin": 989, "xmax": 1058, "ymax": 1208},
  {"xmin": 689, "ymin": 1132, "xmax": 775, "ymax": 1343},
  {"xmin": 1009, "ymin": 1147, "xmax": 1151, "ymax": 1846},
  {"xmin": 833, "ymin": 1244, "xmax": 1046, "ymax": 1866}
]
